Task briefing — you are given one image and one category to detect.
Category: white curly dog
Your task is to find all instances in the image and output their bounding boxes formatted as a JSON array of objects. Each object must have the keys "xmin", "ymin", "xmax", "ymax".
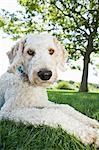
[{"xmin": 0, "ymin": 33, "xmax": 99, "ymax": 147}]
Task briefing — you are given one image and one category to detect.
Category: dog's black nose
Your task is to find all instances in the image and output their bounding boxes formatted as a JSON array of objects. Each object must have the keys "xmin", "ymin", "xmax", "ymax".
[{"xmin": 38, "ymin": 69, "xmax": 52, "ymax": 80}]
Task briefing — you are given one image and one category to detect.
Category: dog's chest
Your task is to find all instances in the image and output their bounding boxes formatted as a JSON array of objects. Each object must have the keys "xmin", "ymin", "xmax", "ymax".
[
  {"xmin": 5, "ymin": 79, "xmax": 48, "ymax": 108},
  {"xmin": 16, "ymin": 85, "xmax": 48, "ymax": 107}
]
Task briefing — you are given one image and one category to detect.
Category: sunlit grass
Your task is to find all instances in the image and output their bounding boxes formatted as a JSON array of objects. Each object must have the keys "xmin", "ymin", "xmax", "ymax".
[{"xmin": 48, "ymin": 90, "xmax": 99, "ymax": 118}]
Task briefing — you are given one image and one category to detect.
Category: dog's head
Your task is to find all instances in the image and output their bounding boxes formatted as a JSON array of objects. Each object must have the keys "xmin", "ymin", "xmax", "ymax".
[{"xmin": 7, "ymin": 33, "xmax": 68, "ymax": 86}]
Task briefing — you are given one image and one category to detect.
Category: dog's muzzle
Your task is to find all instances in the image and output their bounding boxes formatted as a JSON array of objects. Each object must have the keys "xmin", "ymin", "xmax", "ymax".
[{"xmin": 37, "ymin": 69, "xmax": 52, "ymax": 80}]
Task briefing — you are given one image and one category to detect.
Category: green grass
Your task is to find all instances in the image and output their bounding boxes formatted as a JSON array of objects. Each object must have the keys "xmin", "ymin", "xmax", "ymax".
[
  {"xmin": 48, "ymin": 90, "xmax": 99, "ymax": 119},
  {"xmin": 0, "ymin": 90, "xmax": 99, "ymax": 150}
]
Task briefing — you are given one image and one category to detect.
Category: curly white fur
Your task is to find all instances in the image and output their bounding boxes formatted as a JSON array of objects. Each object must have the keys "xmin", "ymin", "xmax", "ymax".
[{"xmin": 0, "ymin": 33, "xmax": 99, "ymax": 147}]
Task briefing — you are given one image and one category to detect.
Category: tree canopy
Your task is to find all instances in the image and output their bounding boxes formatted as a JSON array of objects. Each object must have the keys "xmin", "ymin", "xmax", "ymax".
[{"xmin": 0, "ymin": 0, "xmax": 99, "ymax": 91}]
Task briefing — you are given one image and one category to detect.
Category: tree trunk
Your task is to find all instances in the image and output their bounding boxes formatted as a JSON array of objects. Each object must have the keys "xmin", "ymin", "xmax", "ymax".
[
  {"xmin": 79, "ymin": 53, "xmax": 90, "ymax": 92},
  {"xmin": 79, "ymin": 34, "xmax": 93, "ymax": 92}
]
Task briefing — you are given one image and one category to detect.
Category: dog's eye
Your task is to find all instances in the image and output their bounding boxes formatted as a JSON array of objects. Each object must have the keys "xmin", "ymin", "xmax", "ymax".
[
  {"xmin": 49, "ymin": 48, "xmax": 54, "ymax": 55},
  {"xmin": 27, "ymin": 49, "xmax": 35, "ymax": 56}
]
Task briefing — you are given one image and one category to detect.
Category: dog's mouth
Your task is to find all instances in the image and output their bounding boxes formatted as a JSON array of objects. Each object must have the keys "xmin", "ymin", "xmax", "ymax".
[
  {"xmin": 28, "ymin": 74, "xmax": 57, "ymax": 87},
  {"xmin": 31, "ymin": 78, "xmax": 53, "ymax": 87}
]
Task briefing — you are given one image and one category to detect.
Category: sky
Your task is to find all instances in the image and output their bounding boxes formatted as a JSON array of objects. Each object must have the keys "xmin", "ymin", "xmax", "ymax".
[
  {"xmin": 0, "ymin": 0, "xmax": 99, "ymax": 84},
  {"xmin": 0, "ymin": 0, "xmax": 21, "ymax": 74},
  {"xmin": 0, "ymin": 0, "xmax": 22, "ymax": 11}
]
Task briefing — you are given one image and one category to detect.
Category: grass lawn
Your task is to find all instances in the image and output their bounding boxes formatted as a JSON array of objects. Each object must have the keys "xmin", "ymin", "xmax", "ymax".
[{"xmin": 0, "ymin": 90, "xmax": 99, "ymax": 150}]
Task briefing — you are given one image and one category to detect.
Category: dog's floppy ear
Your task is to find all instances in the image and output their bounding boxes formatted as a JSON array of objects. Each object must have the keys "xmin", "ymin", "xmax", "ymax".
[
  {"xmin": 54, "ymin": 37, "xmax": 68, "ymax": 71},
  {"xmin": 7, "ymin": 38, "xmax": 26, "ymax": 73},
  {"xmin": 7, "ymin": 38, "xmax": 26, "ymax": 64},
  {"xmin": 7, "ymin": 42, "xmax": 19, "ymax": 64}
]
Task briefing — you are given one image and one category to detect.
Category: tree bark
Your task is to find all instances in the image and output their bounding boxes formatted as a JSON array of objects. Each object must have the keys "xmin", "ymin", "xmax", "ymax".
[
  {"xmin": 79, "ymin": 35, "xmax": 93, "ymax": 92},
  {"xmin": 79, "ymin": 52, "xmax": 90, "ymax": 92}
]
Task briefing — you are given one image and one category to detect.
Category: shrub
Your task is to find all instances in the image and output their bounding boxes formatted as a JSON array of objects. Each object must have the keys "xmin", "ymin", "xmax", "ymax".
[
  {"xmin": 54, "ymin": 80, "xmax": 98, "ymax": 92},
  {"xmin": 56, "ymin": 81, "xmax": 74, "ymax": 90},
  {"xmin": 88, "ymin": 83, "xmax": 99, "ymax": 92}
]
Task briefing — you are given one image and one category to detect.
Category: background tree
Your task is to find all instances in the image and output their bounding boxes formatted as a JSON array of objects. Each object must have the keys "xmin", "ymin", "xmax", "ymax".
[
  {"xmin": 0, "ymin": 17, "xmax": 5, "ymax": 28},
  {"xmin": 0, "ymin": 0, "xmax": 99, "ymax": 92}
]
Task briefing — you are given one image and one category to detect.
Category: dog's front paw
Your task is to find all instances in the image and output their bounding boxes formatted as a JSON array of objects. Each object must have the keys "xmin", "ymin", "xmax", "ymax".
[
  {"xmin": 89, "ymin": 119, "xmax": 99, "ymax": 128},
  {"xmin": 80, "ymin": 128, "xmax": 97, "ymax": 145},
  {"xmin": 95, "ymin": 129, "xmax": 99, "ymax": 148}
]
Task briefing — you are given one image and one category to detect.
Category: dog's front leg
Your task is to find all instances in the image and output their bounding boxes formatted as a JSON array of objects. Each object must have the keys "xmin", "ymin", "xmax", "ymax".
[
  {"xmin": 3, "ymin": 107, "xmax": 98, "ymax": 146},
  {"xmin": 48, "ymin": 102, "xmax": 99, "ymax": 128},
  {"xmin": 0, "ymin": 106, "xmax": 98, "ymax": 146},
  {"xmin": 0, "ymin": 98, "xmax": 16, "ymax": 119}
]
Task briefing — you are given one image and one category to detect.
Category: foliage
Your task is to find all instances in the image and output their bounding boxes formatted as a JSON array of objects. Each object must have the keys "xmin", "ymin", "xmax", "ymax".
[
  {"xmin": 0, "ymin": 9, "xmax": 46, "ymax": 39},
  {"xmin": 96, "ymin": 64, "xmax": 99, "ymax": 69},
  {"xmin": 88, "ymin": 83, "xmax": 99, "ymax": 93},
  {"xmin": 55, "ymin": 80, "xmax": 78, "ymax": 90},
  {"xmin": 0, "ymin": 0, "xmax": 98, "ymax": 56},
  {"xmin": 0, "ymin": 17, "xmax": 5, "ymax": 27},
  {"xmin": 18, "ymin": 0, "xmax": 99, "ymax": 57},
  {"xmin": 0, "ymin": 0, "xmax": 99, "ymax": 91},
  {"xmin": 56, "ymin": 81, "xmax": 74, "ymax": 90},
  {"xmin": 54, "ymin": 80, "xmax": 99, "ymax": 92},
  {"xmin": 0, "ymin": 90, "xmax": 99, "ymax": 150}
]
